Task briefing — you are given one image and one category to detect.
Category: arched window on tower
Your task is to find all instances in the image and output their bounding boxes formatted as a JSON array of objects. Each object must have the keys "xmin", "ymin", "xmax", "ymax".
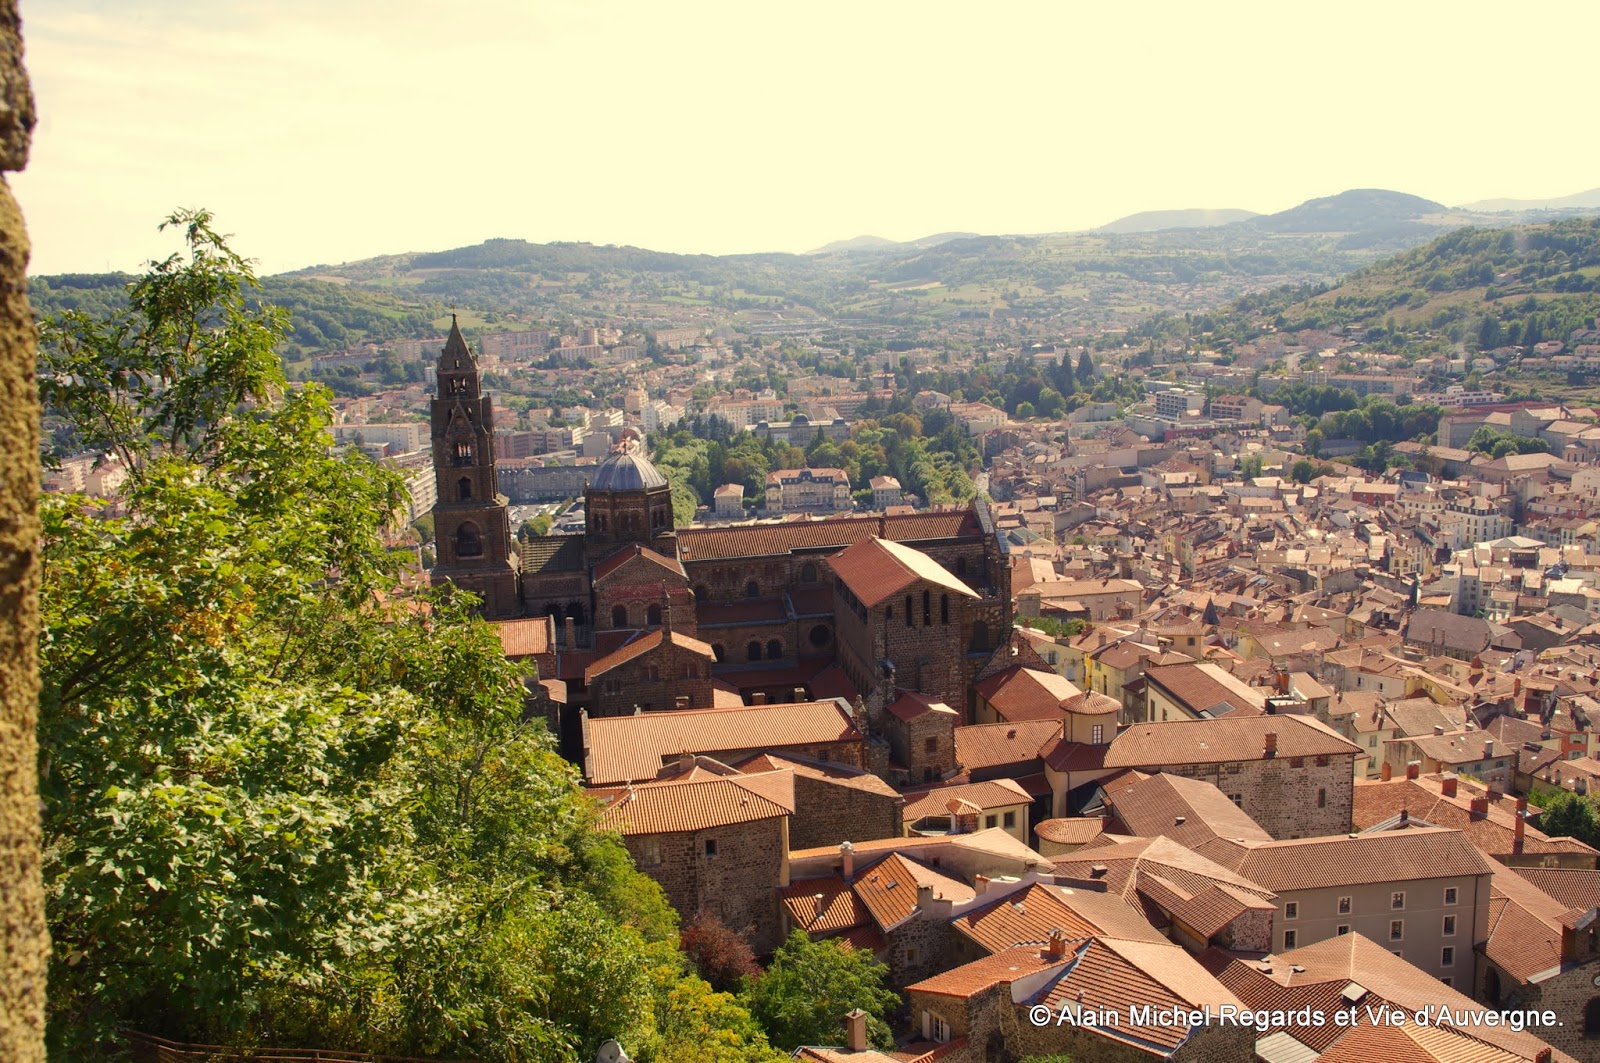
[
  {"xmin": 647, "ymin": 603, "xmax": 662, "ymax": 626},
  {"xmin": 457, "ymin": 476, "xmax": 472, "ymax": 501},
  {"xmin": 746, "ymin": 580, "xmax": 760, "ymax": 599},
  {"xmin": 923, "ymin": 590, "xmax": 932, "ymax": 627},
  {"xmin": 612, "ymin": 605, "xmax": 628, "ymax": 628},
  {"xmin": 595, "ymin": 514, "xmax": 608, "ymax": 534},
  {"xmin": 455, "ymin": 522, "xmax": 483, "ymax": 558},
  {"xmin": 800, "ymin": 562, "xmax": 818, "ymax": 584},
  {"xmin": 694, "ymin": 585, "xmax": 708, "ymax": 602},
  {"xmin": 452, "ymin": 441, "xmax": 474, "ymax": 465},
  {"xmin": 904, "ymin": 595, "xmax": 914, "ymax": 628},
  {"xmin": 746, "ymin": 640, "xmax": 762, "ymax": 662},
  {"xmin": 766, "ymin": 639, "xmax": 783, "ymax": 660},
  {"xmin": 941, "ymin": 594, "xmax": 950, "ymax": 625}
]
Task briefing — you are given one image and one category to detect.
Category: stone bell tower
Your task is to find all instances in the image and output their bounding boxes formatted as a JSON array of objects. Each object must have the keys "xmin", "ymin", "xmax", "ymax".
[{"xmin": 428, "ymin": 316, "xmax": 521, "ymax": 617}]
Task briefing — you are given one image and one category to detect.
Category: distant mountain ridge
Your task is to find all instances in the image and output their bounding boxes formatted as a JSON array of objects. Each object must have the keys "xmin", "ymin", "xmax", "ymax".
[
  {"xmin": 1462, "ymin": 188, "xmax": 1600, "ymax": 213},
  {"xmin": 1237, "ymin": 189, "xmax": 1448, "ymax": 234},
  {"xmin": 808, "ymin": 231, "xmax": 979, "ymax": 255},
  {"xmin": 1095, "ymin": 208, "xmax": 1258, "ymax": 234}
]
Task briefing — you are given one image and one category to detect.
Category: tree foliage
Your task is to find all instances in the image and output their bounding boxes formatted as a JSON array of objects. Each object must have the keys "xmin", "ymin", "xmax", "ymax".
[
  {"xmin": 739, "ymin": 932, "xmax": 898, "ymax": 1051},
  {"xmin": 37, "ymin": 213, "xmax": 781, "ymax": 1063}
]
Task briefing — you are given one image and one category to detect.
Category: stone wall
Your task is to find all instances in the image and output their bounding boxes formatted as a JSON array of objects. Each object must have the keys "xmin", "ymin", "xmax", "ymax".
[
  {"xmin": 1483, "ymin": 957, "xmax": 1600, "ymax": 1059},
  {"xmin": 1157, "ymin": 754, "xmax": 1355, "ymax": 839},
  {"xmin": 788, "ymin": 774, "xmax": 902, "ymax": 852},
  {"xmin": 0, "ymin": 6, "xmax": 41, "ymax": 1056},
  {"xmin": 588, "ymin": 639, "xmax": 714, "ymax": 715},
  {"xmin": 625, "ymin": 816, "xmax": 787, "ymax": 954}
]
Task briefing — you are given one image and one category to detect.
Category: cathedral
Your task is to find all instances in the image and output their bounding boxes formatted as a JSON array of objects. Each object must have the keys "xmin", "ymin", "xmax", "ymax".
[{"xmin": 427, "ymin": 325, "xmax": 1013, "ymax": 745}]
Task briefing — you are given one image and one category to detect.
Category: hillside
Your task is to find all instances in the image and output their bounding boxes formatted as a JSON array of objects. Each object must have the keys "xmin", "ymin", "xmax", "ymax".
[
  {"xmin": 1463, "ymin": 188, "xmax": 1600, "ymax": 213},
  {"xmin": 1096, "ymin": 208, "xmax": 1257, "ymax": 234}
]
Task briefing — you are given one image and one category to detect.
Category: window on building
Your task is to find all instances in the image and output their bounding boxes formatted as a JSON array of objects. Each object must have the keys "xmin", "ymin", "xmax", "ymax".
[
  {"xmin": 640, "ymin": 838, "xmax": 661, "ymax": 866},
  {"xmin": 1228, "ymin": 794, "xmax": 1242, "ymax": 806},
  {"xmin": 1290, "ymin": 756, "xmax": 1304, "ymax": 768},
  {"xmin": 703, "ymin": 839, "xmax": 717, "ymax": 859},
  {"xmin": 766, "ymin": 639, "xmax": 782, "ymax": 660},
  {"xmin": 924, "ymin": 737, "xmax": 938, "ymax": 755},
  {"xmin": 1392, "ymin": 891, "xmax": 1406, "ymax": 910},
  {"xmin": 1284, "ymin": 930, "xmax": 1298, "ymax": 950},
  {"xmin": 746, "ymin": 641, "xmax": 761, "ymax": 662},
  {"xmin": 1091, "ymin": 724, "xmax": 1104, "ymax": 744},
  {"xmin": 457, "ymin": 476, "xmax": 472, "ymax": 501},
  {"xmin": 1443, "ymin": 887, "xmax": 1458, "ymax": 905},
  {"xmin": 1317, "ymin": 788, "xmax": 1327, "ymax": 808},
  {"xmin": 745, "ymin": 580, "xmax": 760, "ymax": 599},
  {"xmin": 1443, "ymin": 915, "xmax": 1457, "ymax": 936},
  {"xmin": 455, "ymin": 522, "xmax": 483, "ymax": 558},
  {"xmin": 1441, "ymin": 947, "xmax": 1454, "ymax": 967},
  {"xmin": 809, "ymin": 624, "xmax": 831, "ymax": 647},
  {"xmin": 923, "ymin": 590, "xmax": 932, "ymax": 627},
  {"xmin": 800, "ymin": 562, "xmax": 818, "ymax": 584},
  {"xmin": 1390, "ymin": 920, "xmax": 1403, "ymax": 941},
  {"xmin": 682, "ymin": 663, "xmax": 697, "ymax": 679},
  {"xmin": 1003, "ymin": 811, "xmax": 1016, "ymax": 828},
  {"xmin": 1285, "ymin": 902, "xmax": 1299, "ymax": 920},
  {"xmin": 646, "ymin": 666, "xmax": 660, "ymax": 682},
  {"xmin": 712, "ymin": 644, "xmax": 726, "ymax": 663},
  {"xmin": 612, "ymin": 605, "xmax": 627, "ymax": 627},
  {"xmin": 956, "ymin": 557, "xmax": 968, "ymax": 577},
  {"xmin": 1338, "ymin": 896, "xmax": 1352, "ymax": 915},
  {"xmin": 1336, "ymin": 924, "xmax": 1350, "ymax": 936},
  {"xmin": 985, "ymin": 814, "xmax": 998, "ymax": 829},
  {"xmin": 647, "ymin": 603, "xmax": 662, "ymax": 626},
  {"xmin": 926, "ymin": 1013, "xmax": 950, "ymax": 1043},
  {"xmin": 905, "ymin": 595, "xmax": 914, "ymax": 628}
]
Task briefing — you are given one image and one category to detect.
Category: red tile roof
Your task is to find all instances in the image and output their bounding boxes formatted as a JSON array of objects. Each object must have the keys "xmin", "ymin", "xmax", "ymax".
[
  {"xmin": 583, "ymin": 700, "xmax": 863, "ymax": 785},
  {"xmin": 676, "ymin": 509, "xmax": 981, "ymax": 563},
  {"xmin": 591, "ymin": 542, "xmax": 686, "ymax": 583},
  {"xmin": 974, "ymin": 666, "xmax": 1082, "ymax": 723},
  {"xmin": 1211, "ymin": 827, "xmax": 1495, "ymax": 892},
  {"xmin": 852, "ymin": 852, "xmax": 974, "ymax": 930},
  {"xmin": 902, "ymin": 779, "xmax": 1031, "ymax": 822},
  {"xmin": 830, "ymin": 536, "xmax": 980, "ymax": 609},
  {"xmin": 953, "ymin": 720, "xmax": 1059, "ymax": 773},
  {"xmin": 887, "ymin": 689, "xmax": 958, "ymax": 722},
  {"xmin": 493, "ymin": 616, "xmax": 554, "ymax": 658},
  {"xmin": 1104, "ymin": 714, "xmax": 1358, "ymax": 767},
  {"xmin": 593, "ymin": 770, "xmax": 794, "ymax": 835},
  {"xmin": 1034, "ymin": 818, "xmax": 1105, "ymax": 846},
  {"xmin": 583, "ymin": 628, "xmax": 716, "ymax": 682}
]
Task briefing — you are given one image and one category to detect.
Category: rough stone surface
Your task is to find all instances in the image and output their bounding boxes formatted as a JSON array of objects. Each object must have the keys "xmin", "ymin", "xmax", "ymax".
[{"xmin": 0, "ymin": 3, "xmax": 43, "ymax": 1057}]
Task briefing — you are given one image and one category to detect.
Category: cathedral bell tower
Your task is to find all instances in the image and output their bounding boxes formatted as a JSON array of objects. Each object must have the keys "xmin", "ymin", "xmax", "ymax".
[{"xmin": 428, "ymin": 316, "xmax": 521, "ymax": 617}]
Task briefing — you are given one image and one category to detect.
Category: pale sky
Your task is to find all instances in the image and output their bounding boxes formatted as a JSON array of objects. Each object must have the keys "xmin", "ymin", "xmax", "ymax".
[{"xmin": 14, "ymin": 0, "xmax": 1600, "ymax": 276}]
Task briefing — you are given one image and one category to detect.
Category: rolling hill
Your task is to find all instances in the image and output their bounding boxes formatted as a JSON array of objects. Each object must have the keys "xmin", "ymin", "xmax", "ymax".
[{"xmin": 1096, "ymin": 208, "xmax": 1257, "ymax": 234}]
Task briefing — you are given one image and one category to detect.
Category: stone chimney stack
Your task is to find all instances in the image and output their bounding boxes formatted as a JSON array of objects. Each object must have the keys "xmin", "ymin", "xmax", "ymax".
[
  {"xmin": 844, "ymin": 1009, "xmax": 868, "ymax": 1053},
  {"xmin": 565, "ymin": 615, "xmax": 577, "ymax": 651},
  {"xmin": 974, "ymin": 874, "xmax": 990, "ymax": 896},
  {"xmin": 1264, "ymin": 731, "xmax": 1278, "ymax": 758},
  {"xmin": 1515, "ymin": 795, "xmax": 1528, "ymax": 853},
  {"xmin": 1484, "ymin": 739, "xmax": 1495, "ymax": 760},
  {"xmin": 1381, "ymin": 760, "xmax": 1393, "ymax": 781},
  {"xmin": 840, "ymin": 841, "xmax": 855, "ymax": 882},
  {"xmin": 1406, "ymin": 761, "xmax": 1420, "ymax": 781},
  {"xmin": 1044, "ymin": 928, "xmax": 1068, "ymax": 961},
  {"xmin": 1441, "ymin": 774, "xmax": 1458, "ymax": 799},
  {"xmin": 1470, "ymin": 797, "xmax": 1489, "ymax": 820}
]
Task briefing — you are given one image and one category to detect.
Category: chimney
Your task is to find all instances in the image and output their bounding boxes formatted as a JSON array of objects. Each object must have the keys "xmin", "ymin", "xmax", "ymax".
[
  {"xmin": 1174, "ymin": 815, "xmax": 1187, "ymax": 827},
  {"xmin": 677, "ymin": 752, "xmax": 694, "ymax": 772},
  {"xmin": 1381, "ymin": 760, "xmax": 1393, "ymax": 781},
  {"xmin": 1434, "ymin": 725, "xmax": 1445, "ymax": 736},
  {"xmin": 840, "ymin": 841, "xmax": 855, "ymax": 882},
  {"xmin": 1484, "ymin": 739, "xmax": 1495, "ymax": 759},
  {"xmin": 793, "ymin": 686, "xmax": 808, "ymax": 703},
  {"xmin": 844, "ymin": 1009, "xmax": 868, "ymax": 1053},
  {"xmin": 1406, "ymin": 761, "xmax": 1420, "ymax": 781},
  {"xmin": 1470, "ymin": 797, "xmax": 1489, "ymax": 820},
  {"xmin": 1515, "ymin": 796, "xmax": 1528, "ymax": 853},
  {"xmin": 1098, "ymin": 631, "xmax": 1108, "ymax": 647},
  {"xmin": 1044, "ymin": 928, "xmax": 1068, "ymax": 961},
  {"xmin": 1441, "ymin": 774, "xmax": 1458, "ymax": 798},
  {"xmin": 1264, "ymin": 731, "xmax": 1279, "ymax": 758},
  {"xmin": 1089, "ymin": 863, "xmax": 1108, "ymax": 879},
  {"xmin": 974, "ymin": 874, "xmax": 990, "ymax": 896},
  {"xmin": 916, "ymin": 884, "xmax": 933, "ymax": 911},
  {"xmin": 751, "ymin": 692, "xmax": 768, "ymax": 706},
  {"xmin": 565, "ymin": 614, "xmax": 577, "ymax": 651},
  {"xmin": 1399, "ymin": 808, "xmax": 1409, "ymax": 823}
]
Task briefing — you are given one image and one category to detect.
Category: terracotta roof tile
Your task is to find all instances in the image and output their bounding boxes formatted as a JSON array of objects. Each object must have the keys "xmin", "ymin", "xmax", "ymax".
[
  {"xmin": 593, "ymin": 770, "xmax": 794, "ymax": 835},
  {"xmin": 493, "ymin": 616, "xmax": 554, "ymax": 659},
  {"xmin": 1212, "ymin": 827, "xmax": 1495, "ymax": 891},
  {"xmin": 831, "ymin": 536, "xmax": 980, "ymax": 608},
  {"xmin": 591, "ymin": 542, "xmax": 686, "ymax": 583},
  {"xmin": 583, "ymin": 700, "xmax": 863, "ymax": 785},
  {"xmin": 677, "ymin": 509, "xmax": 980, "ymax": 563},
  {"xmin": 906, "ymin": 943, "xmax": 1066, "ymax": 998},
  {"xmin": 1511, "ymin": 867, "xmax": 1600, "ymax": 912},
  {"xmin": 953, "ymin": 720, "xmax": 1060, "ymax": 773},
  {"xmin": 887, "ymin": 690, "xmax": 958, "ymax": 722},
  {"xmin": 1105, "ymin": 714, "xmax": 1358, "ymax": 767},
  {"xmin": 974, "ymin": 666, "xmax": 1083, "ymax": 723},
  {"xmin": 1034, "ymin": 818, "xmax": 1105, "ymax": 846},
  {"xmin": 852, "ymin": 852, "xmax": 974, "ymax": 931},
  {"xmin": 583, "ymin": 628, "xmax": 716, "ymax": 682},
  {"xmin": 902, "ymin": 779, "xmax": 1031, "ymax": 822},
  {"xmin": 781, "ymin": 874, "xmax": 871, "ymax": 935}
]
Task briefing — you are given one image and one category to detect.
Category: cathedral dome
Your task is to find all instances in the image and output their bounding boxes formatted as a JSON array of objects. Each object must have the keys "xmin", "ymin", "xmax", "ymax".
[{"xmin": 590, "ymin": 441, "xmax": 668, "ymax": 492}]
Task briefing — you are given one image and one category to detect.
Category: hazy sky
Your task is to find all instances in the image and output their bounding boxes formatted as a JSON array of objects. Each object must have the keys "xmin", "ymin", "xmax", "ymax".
[{"xmin": 15, "ymin": 0, "xmax": 1600, "ymax": 276}]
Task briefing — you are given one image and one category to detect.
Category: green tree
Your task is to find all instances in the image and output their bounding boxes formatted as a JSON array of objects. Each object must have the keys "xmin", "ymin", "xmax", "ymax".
[
  {"xmin": 35, "ymin": 213, "xmax": 744, "ymax": 1063},
  {"xmin": 740, "ymin": 932, "xmax": 898, "ymax": 1051},
  {"xmin": 1534, "ymin": 789, "xmax": 1599, "ymax": 847}
]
